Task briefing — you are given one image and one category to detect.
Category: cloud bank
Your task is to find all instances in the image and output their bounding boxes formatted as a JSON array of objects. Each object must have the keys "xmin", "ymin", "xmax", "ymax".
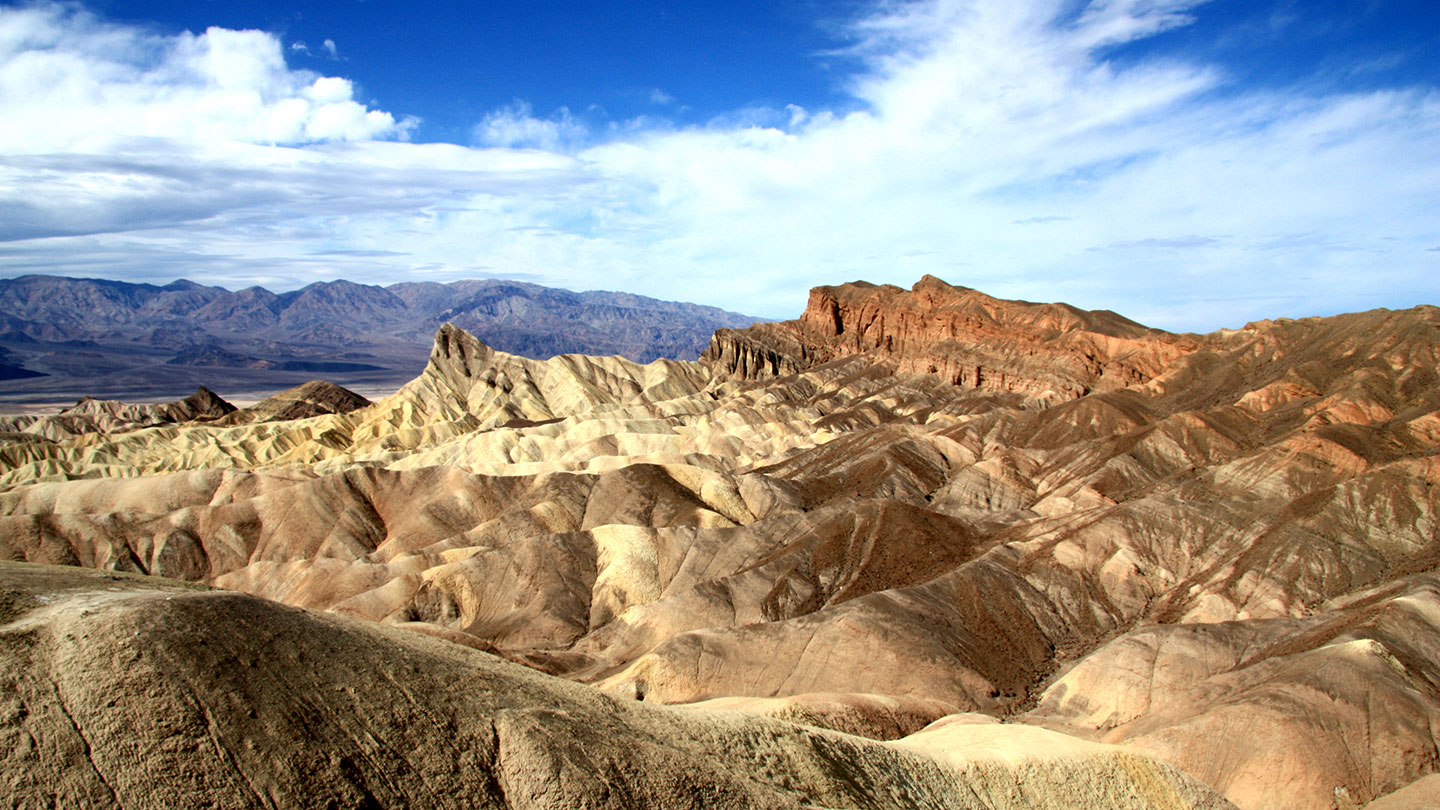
[{"xmin": 0, "ymin": 0, "xmax": 1435, "ymax": 329}]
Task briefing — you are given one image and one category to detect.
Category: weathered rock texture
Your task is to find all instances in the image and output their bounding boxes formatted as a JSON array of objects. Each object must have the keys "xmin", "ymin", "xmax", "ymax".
[
  {"xmin": 2, "ymin": 275, "xmax": 1438, "ymax": 810},
  {"xmin": 0, "ymin": 563, "xmax": 1233, "ymax": 810},
  {"xmin": 704, "ymin": 275, "xmax": 1195, "ymax": 404},
  {"xmin": 213, "ymin": 380, "xmax": 372, "ymax": 425},
  {"xmin": 0, "ymin": 386, "xmax": 235, "ymax": 441}
]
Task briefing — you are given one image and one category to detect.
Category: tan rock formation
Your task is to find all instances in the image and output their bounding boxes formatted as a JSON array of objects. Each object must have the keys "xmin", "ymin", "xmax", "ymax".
[
  {"xmin": 1, "ymin": 563, "xmax": 1234, "ymax": 810},
  {"xmin": 1365, "ymin": 774, "xmax": 1440, "ymax": 809},
  {"xmin": 0, "ymin": 386, "xmax": 234, "ymax": 441},
  {"xmin": 214, "ymin": 379, "xmax": 371, "ymax": 424}
]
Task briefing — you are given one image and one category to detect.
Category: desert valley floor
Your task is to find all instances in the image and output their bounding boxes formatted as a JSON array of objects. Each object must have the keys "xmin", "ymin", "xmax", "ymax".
[{"xmin": 2, "ymin": 276, "xmax": 1439, "ymax": 809}]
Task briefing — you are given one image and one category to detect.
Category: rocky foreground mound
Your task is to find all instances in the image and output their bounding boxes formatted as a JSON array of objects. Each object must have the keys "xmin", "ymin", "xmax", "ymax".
[
  {"xmin": 2, "ymin": 276, "xmax": 1438, "ymax": 809},
  {"xmin": 0, "ymin": 563, "xmax": 1231, "ymax": 809}
]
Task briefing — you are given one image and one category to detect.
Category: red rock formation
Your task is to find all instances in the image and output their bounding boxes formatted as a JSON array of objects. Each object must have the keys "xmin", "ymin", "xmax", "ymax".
[{"xmin": 705, "ymin": 275, "xmax": 1198, "ymax": 404}]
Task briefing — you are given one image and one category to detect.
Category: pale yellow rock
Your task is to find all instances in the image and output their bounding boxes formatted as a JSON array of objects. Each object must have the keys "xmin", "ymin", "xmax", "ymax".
[{"xmin": 590, "ymin": 524, "xmax": 662, "ymax": 628}]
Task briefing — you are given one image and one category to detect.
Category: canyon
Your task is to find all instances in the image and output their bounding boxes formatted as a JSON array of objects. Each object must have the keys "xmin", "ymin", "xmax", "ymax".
[{"xmin": 2, "ymin": 275, "xmax": 1438, "ymax": 810}]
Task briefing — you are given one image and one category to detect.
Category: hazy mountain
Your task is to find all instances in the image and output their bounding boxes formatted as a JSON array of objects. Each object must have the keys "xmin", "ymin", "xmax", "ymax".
[
  {"xmin": 0, "ymin": 346, "xmax": 43, "ymax": 381},
  {"xmin": 0, "ymin": 274, "xmax": 761, "ymax": 402}
]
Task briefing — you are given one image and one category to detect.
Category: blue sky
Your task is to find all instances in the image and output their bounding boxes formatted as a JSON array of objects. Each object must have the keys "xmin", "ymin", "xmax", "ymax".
[
  {"xmin": 93, "ymin": 0, "xmax": 866, "ymax": 142},
  {"xmin": 0, "ymin": 0, "xmax": 1435, "ymax": 329}
]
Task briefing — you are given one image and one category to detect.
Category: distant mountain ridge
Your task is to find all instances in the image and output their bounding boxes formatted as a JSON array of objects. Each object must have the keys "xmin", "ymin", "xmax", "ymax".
[{"xmin": 0, "ymin": 274, "xmax": 761, "ymax": 401}]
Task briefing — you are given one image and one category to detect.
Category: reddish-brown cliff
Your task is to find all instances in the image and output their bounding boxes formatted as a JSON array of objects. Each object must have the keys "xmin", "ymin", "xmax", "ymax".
[{"xmin": 704, "ymin": 275, "xmax": 1198, "ymax": 404}]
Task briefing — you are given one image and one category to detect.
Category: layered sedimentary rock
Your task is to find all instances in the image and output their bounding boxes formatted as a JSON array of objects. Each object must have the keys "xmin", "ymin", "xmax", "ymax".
[
  {"xmin": 1, "ymin": 276, "xmax": 1438, "ymax": 810},
  {"xmin": 0, "ymin": 386, "xmax": 234, "ymax": 441},
  {"xmin": 704, "ymin": 275, "xmax": 1196, "ymax": 404},
  {"xmin": 213, "ymin": 380, "xmax": 372, "ymax": 425},
  {"xmin": 0, "ymin": 381, "xmax": 372, "ymax": 444}
]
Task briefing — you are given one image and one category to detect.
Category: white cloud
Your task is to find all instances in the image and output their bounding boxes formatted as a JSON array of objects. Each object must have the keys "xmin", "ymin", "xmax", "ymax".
[
  {"xmin": 1066, "ymin": 0, "xmax": 1205, "ymax": 49},
  {"xmin": 473, "ymin": 101, "xmax": 589, "ymax": 152},
  {"xmin": 563, "ymin": 0, "xmax": 1438, "ymax": 325},
  {"xmin": 0, "ymin": 4, "xmax": 405, "ymax": 150},
  {"xmin": 0, "ymin": 0, "xmax": 1435, "ymax": 330}
]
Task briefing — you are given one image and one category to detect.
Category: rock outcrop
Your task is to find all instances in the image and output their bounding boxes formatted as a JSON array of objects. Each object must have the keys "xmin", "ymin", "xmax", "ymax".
[
  {"xmin": 214, "ymin": 380, "xmax": 372, "ymax": 425},
  {"xmin": 0, "ymin": 386, "xmax": 234, "ymax": 441},
  {"xmin": 703, "ymin": 276, "xmax": 1196, "ymax": 404}
]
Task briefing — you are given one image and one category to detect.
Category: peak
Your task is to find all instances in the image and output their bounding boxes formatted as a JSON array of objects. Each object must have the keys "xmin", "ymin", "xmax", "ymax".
[
  {"xmin": 427, "ymin": 323, "xmax": 496, "ymax": 392},
  {"xmin": 247, "ymin": 380, "xmax": 370, "ymax": 421},
  {"xmin": 913, "ymin": 274, "xmax": 962, "ymax": 292},
  {"xmin": 180, "ymin": 386, "xmax": 237, "ymax": 415},
  {"xmin": 289, "ymin": 380, "xmax": 355, "ymax": 395},
  {"xmin": 435, "ymin": 321, "xmax": 491, "ymax": 348}
]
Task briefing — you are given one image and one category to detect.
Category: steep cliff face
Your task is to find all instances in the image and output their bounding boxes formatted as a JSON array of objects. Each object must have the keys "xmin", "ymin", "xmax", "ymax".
[
  {"xmin": 428, "ymin": 321, "xmax": 499, "ymax": 399},
  {"xmin": 705, "ymin": 275, "xmax": 1197, "ymax": 404},
  {"xmin": 702, "ymin": 324, "xmax": 813, "ymax": 380}
]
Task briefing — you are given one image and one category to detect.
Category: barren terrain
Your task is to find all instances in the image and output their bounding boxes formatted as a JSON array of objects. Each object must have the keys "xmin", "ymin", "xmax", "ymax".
[{"xmin": 2, "ymin": 276, "xmax": 1437, "ymax": 809}]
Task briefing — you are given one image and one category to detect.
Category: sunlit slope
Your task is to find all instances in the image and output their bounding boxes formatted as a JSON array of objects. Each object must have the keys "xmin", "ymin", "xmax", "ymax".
[{"xmin": 0, "ymin": 323, "xmax": 849, "ymax": 487}]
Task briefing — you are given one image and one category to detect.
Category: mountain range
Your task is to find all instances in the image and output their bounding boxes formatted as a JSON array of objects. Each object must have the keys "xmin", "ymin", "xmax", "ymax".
[
  {"xmin": 2, "ymin": 275, "xmax": 1438, "ymax": 810},
  {"xmin": 0, "ymin": 274, "xmax": 760, "ymax": 402}
]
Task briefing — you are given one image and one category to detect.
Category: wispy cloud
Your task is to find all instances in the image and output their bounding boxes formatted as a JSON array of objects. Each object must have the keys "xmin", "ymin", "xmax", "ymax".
[
  {"xmin": 289, "ymin": 38, "xmax": 339, "ymax": 59},
  {"xmin": 473, "ymin": 101, "xmax": 589, "ymax": 152},
  {"xmin": 1101, "ymin": 235, "xmax": 1226, "ymax": 250},
  {"xmin": 307, "ymin": 248, "xmax": 408, "ymax": 257},
  {"xmin": 0, "ymin": 0, "xmax": 1435, "ymax": 330}
]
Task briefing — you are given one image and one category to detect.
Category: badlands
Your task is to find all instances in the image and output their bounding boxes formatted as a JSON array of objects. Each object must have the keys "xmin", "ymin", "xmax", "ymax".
[{"xmin": 2, "ymin": 275, "xmax": 1438, "ymax": 809}]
